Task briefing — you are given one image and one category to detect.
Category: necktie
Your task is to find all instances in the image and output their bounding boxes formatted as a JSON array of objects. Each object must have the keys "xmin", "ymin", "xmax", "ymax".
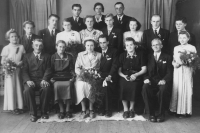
[
  {"xmin": 108, "ymin": 30, "xmax": 111, "ymax": 35},
  {"xmin": 102, "ymin": 52, "xmax": 105, "ymax": 57},
  {"xmin": 28, "ymin": 35, "xmax": 31, "ymax": 40},
  {"xmin": 154, "ymin": 30, "xmax": 159, "ymax": 37},
  {"xmin": 51, "ymin": 30, "xmax": 54, "ymax": 37},
  {"xmin": 76, "ymin": 18, "xmax": 78, "ymax": 23},
  {"xmin": 154, "ymin": 54, "xmax": 157, "ymax": 62},
  {"xmin": 36, "ymin": 55, "xmax": 39, "ymax": 63},
  {"xmin": 119, "ymin": 17, "xmax": 122, "ymax": 24}
]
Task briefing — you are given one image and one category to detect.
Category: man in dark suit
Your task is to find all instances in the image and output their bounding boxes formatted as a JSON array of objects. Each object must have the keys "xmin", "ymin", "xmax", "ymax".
[
  {"xmin": 143, "ymin": 14, "xmax": 170, "ymax": 55},
  {"xmin": 67, "ymin": 4, "xmax": 86, "ymax": 32},
  {"xmin": 113, "ymin": 2, "xmax": 132, "ymax": 33},
  {"xmin": 98, "ymin": 34, "xmax": 118, "ymax": 117},
  {"xmin": 20, "ymin": 20, "xmax": 38, "ymax": 53},
  {"xmin": 142, "ymin": 38, "xmax": 173, "ymax": 122},
  {"xmin": 22, "ymin": 38, "xmax": 52, "ymax": 122},
  {"xmin": 38, "ymin": 14, "xmax": 60, "ymax": 55},
  {"xmin": 169, "ymin": 16, "xmax": 196, "ymax": 55},
  {"xmin": 102, "ymin": 13, "xmax": 123, "ymax": 55}
]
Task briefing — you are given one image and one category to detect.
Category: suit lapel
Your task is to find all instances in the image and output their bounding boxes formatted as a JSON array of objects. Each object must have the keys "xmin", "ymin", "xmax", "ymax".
[
  {"xmin": 101, "ymin": 48, "xmax": 110, "ymax": 67},
  {"xmin": 38, "ymin": 53, "xmax": 44, "ymax": 68},
  {"xmin": 30, "ymin": 53, "xmax": 38, "ymax": 67}
]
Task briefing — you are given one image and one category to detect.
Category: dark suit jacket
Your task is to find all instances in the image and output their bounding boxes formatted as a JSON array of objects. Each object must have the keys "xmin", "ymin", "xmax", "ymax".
[
  {"xmin": 144, "ymin": 52, "xmax": 172, "ymax": 83},
  {"xmin": 99, "ymin": 48, "xmax": 118, "ymax": 79},
  {"xmin": 143, "ymin": 28, "xmax": 170, "ymax": 55},
  {"xmin": 102, "ymin": 27, "xmax": 123, "ymax": 54},
  {"xmin": 169, "ymin": 31, "xmax": 196, "ymax": 55},
  {"xmin": 113, "ymin": 15, "xmax": 132, "ymax": 33},
  {"xmin": 67, "ymin": 17, "xmax": 86, "ymax": 32},
  {"xmin": 93, "ymin": 15, "xmax": 106, "ymax": 31},
  {"xmin": 20, "ymin": 34, "xmax": 39, "ymax": 53},
  {"xmin": 22, "ymin": 52, "xmax": 52, "ymax": 84},
  {"xmin": 38, "ymin": 28, "xmax": 60, "ymax": 55}
]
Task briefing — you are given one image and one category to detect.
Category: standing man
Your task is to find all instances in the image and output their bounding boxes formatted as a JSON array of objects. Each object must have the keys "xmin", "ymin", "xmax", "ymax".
[
  {"xmin": 67, "ymin": 4, "xmax": 86, "ymax": 32},
  {"xmin": 22, "ymin": 38, "xmax": 52, "ymax": 122},
  {"xmin": 98, "ymin": 34, "xmax": 118, "ymax": 117},
  {"xmin": 143, "ymin": 14, "xmax": 170, "ymax": 55},
  {"xmin": 113, "ymin": 2, "xmax": 134, "ymax": 33},
  {"xmin": 38, "ymin": 14, "xmax": 60, "ymax": 55},
  {"xmin": 102, "ymin": 13, "xmax": 123, "ymax": 55},
  {"xmin": 142, "ymin": 38, "xmax": 172, "ymax": 122}
]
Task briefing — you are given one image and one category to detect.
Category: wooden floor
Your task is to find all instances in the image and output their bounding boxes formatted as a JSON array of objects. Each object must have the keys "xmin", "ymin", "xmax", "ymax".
[{"xmin": 0, "ymin": 96, "xmax": 200, "ymax": 133}]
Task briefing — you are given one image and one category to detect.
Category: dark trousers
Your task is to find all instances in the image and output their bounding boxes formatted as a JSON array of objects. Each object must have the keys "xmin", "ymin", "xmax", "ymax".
[
  {"xmin": 103, "ymin": 82, "xmax": 114, "ymax": 111},
  {"xmin": 23, "ymin": 81, "xmax": 51, "ymax": 116},
  {"xmin": 142, "ymin": 82, "xmax": 170, "ymax": 115}
]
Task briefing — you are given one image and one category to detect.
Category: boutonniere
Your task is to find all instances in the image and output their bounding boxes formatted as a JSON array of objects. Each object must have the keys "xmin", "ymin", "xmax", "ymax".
[
  {"xmin": 158, "ymin": 60, "xmax": 162, "ymax": 62},
  {"xmin": 93, "ymin": 31, "xmax": 97, "ymax": 35},
  {"xmin": 112, "ymin": 32, "xmax": 115, "ymax": 35},
  {"xmin": 158, "ymin": 34, "xmax": 161, "ymax": 38},
  {"xmin": 163, "ymin": 61, "xmax": 167, "ymax": 64},
  {"xmin": 105, "ymin": 55, "xmax": 112, "ymax": 60},
  {"xmin": 39, "ymin": 58, "xmax": 43, "ymax": 61}
]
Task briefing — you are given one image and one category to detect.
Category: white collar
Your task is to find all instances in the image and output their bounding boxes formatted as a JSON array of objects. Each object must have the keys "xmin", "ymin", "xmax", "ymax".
[
  {"xmin": 48, "ymin": 26, "xmax": 55, "ymax": 33},
  {"xmin": 153, "ymin": 27, "xmax": 160, "ymax": 33},
  {"xmin": 33, "ymin": 52, "xmax": 41, "ymax": 57},
  {"xmin": 107, "ymin": 26, "xmax": 113, "ymax": 31},
  {"xmin": 154, "ymin": 52, "xmax": 161, "ymax": 59},
  {"xmin": 26, "ymin": 34, "xmax": 32, "ymax": 38},
  {"xmin": 95, "ymin": 15, "xmax": 102, "ymax": 22},
  {"xmin": 117, "ymin": 14, "xmax": 124, "ymax": 20},
  {"xmin": 73, "ymin": 16, "xmax": 79, "ymax": 21},
  {"xmin": 102, "ymin": 47, "xmax": 108, "ymax": 53}
]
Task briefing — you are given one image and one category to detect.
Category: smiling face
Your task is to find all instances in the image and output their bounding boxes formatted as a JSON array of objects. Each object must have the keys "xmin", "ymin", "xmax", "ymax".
[
  {"xmin": 63, "ymin": 21, "xmax": 71, "ymax": 32},
  {"xmin": 151, "ymin": 16, "xmax": 161, "ymax": 29},
  {"xmin": 24, "ymin": 24, "xmax": 34, "ymax": 35},
  {"xmin": 9, "ymin": 33, "xmax": 18, "ymax": 44},
  {"xmin": 85, "ymin": 41, "xmax": 95, "ymax": 52},
  {"xmin": 95, "ymin": 5, "xmax": 103, "ymax": 15},
  {"xmin": 175, "ymin": 20, "xmax": 186, "ymax": 32},
  {"xmin": 125, "ymin": 41, "xmax": 136, "ymax": 52},
  {"xmin": 48, "ymin": 16, "xmax": 58, "ymax": 29},
  {"xmin": 129, "ymin": 21, "xmax": 138, "ymax": 31},
  {"xmin": 115, "ymin": 4, "xmax": 124, "ymax": 16},
  {"xmin": 32, "ymin": 41, "xmax": 43, "ymax": 54},
  {"xmin": 99, "ymin": 37, "xmax": 109, "ymax": 50},
  {"xmin": 151, "ymin": 40, "xmax": 163, "ymax": 53},
  {"xmin": 178, "ymin": 34, "xmax": 189, "ymax": 45},
  {"xmin": 56, "ymin": 42, "xmax": 66, "ymax": 54},
  {"xmin": 72, "ymin": 7, "xmax": 81, "ymax": 17},
  {"xmin": 105, "ymin": 16, "xmax": 114, "ymax": 27},
  {"xmin": 85, "ymin": 17, "xmax": 94, "ymax": 28}
]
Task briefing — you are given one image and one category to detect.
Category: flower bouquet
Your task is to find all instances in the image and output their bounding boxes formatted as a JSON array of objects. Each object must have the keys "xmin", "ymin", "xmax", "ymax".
[
  {"xmin": 2, "ymin": 58, "xmax": 17, "ymax": 76},
  {"xmin": 178, "ymin": 51, "xmax": 200, "ymax": 70},
  {"xmin": 79, "ymin": 68, "xmax": 105, "ymax": 108}
]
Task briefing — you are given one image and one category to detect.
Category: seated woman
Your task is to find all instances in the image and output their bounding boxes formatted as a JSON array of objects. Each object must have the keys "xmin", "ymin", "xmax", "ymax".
[
  {"xmin": 51, "ymin": 40, "xmax": 75, "ymax": 119},
  {"xmin": 118, "ymin": 37, "xmax": 147, "ymax": 119},
  {"xmin": 74, "ymin": 38, "xmax": 101, "ymax": 119}
]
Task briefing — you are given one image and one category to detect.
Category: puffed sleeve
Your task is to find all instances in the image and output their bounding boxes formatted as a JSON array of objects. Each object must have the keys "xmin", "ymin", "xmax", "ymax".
[{"xmin": 1, "ymin": 45, "xmax": 8, "ymax": 57}]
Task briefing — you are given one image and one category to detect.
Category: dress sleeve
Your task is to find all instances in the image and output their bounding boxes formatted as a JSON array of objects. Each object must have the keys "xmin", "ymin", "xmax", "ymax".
[
  {"xmin": 75, "ymin": 53, "xmax": 82, "ymax": 75},
  {"xmin": 1, "ymin": 45, "xmax": 8, "ymax": 57},
  {"xmin": 21, "ymin": 45, "xmax": 26, "ymax": 54}
]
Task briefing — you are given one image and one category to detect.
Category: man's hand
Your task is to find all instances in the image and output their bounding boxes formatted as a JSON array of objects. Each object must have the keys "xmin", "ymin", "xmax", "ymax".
[
  {"xmin": 144, "ymin": 79, "xmax": 151, "ymax": 85},
  {"xmin": 105, "ymin": 75, "xmax": 112, "ymax": 82},
  {"xmin": 26, "ymin": 81, "xmax": 35, "ymax": 88},
  {"xmin": 130, "ymin": 74, "xmax": 137, "ymax": 81},
  {"xmin": 50, "ymin": 78, "xmax": 56, "ymax": 83},
  {"xmin": 123, "ymin": 75, "xmax": 130, "ymax": 81},
  {"xmin": 40, "ymin": 80, "xmax": 50, "ymax": 88},
  {"xmin": 158, "ymin": 80, "xmax": 166, "ymax": 85}
]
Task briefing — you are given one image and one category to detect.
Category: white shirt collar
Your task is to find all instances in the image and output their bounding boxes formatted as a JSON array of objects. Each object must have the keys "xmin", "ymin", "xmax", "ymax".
[
  {"xmin": 117, "ymin": 14, "xmax": 124, "ymax": 20},
  {"xmin": 102, "ymin": 47, "xmax": 108, "ymax": 53},
  {"xmin": 153, "ymin": 27, "xmax": 160, "ymax": 33},
  {"xmin": 95, "ymin": 15, "xmax": 102, "ymax": 22},
  {"xmin": 154, "ymin": 52, "xmax": 161, "ymax": 59},
  {"xmin": 48, "ymin": 26, "xmax": 55, "ymax": 33},
  {"xmin": 107, "ymin": 26, "xmax": 113, "ymax": 31},
  {"xmin": 26, "ymin": 34, "xmax": 32, "ymax": 38},
  {"xmin": 73, "ymin": 16, "xmax": 79, "ymax": 21},
  {"xmin": 33, "ymin": 52, "xmax": 41, "ymax": 58}
]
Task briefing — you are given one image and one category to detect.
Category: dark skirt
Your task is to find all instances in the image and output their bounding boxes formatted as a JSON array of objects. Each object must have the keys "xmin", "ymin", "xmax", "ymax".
[
  {"xmin": 54, "ymin": 81, "xmax": 71, "ymax": 103},
  {"xmin": 119, "ymin": 77, "xmax": 143, "ymax": 101}
]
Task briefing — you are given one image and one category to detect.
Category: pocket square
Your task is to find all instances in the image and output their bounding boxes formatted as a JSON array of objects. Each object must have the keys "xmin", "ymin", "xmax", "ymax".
[
  {"xmin": 107, "ymin": 58, "xmax": 112, "ymax": 60},
  {"xmin": 113, "ymin": 35, "xmax": 117, "ymax": 38},
  {"xmin": 163, "ymin": 61, "xmax": 167, "ymax": 63}
]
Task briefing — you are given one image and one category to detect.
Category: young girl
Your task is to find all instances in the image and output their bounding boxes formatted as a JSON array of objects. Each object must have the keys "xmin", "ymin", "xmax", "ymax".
[
  {"xmin": 1, "ymin": 29, "xmax": 25, "ymax": 114},
  {"xmin": 170, "ymin": 31, "xmax": 196, "ymax": 117}
]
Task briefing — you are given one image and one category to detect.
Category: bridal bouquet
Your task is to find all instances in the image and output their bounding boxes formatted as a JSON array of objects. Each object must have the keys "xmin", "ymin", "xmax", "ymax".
[
  {"xmin": 2, "ymin": 58, "xmax": 17, "ymax": 76},
  {"xmin": 79, "ymin": 68, "xmax": 103, "ymax": 104},
  {"xmin": 178, "ymin": 51, "xmax": 200, "ymax": 69}
]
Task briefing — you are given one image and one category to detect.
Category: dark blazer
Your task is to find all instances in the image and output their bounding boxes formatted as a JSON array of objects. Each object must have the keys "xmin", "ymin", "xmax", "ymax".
[
  {"xmin": 20, "ymin": 34, "xmax": 39, "ymax": 53},
  {"xmin": 93, "ymin": 15, "xmax": 106, "ymax": 31},
  {"xmin": 113, "ymin": 15, "xmax": 132, "ymax": 33},
  {"xmin": 38, "ymin": 28, "xmax": 60, "ymax": 55},
  {"xmin": 144, "ymin": 52, "xmax": 172, "ymax": 83},
  {"xmin": 99, "ymin": 48, "xmax": 118, "ymax": 79},
  {"xmin": 22, "ymin": 52, "xmax": 52, "ymax": 84},
  {"xmin": 143, "ymin": 28, "xmax": 170, "ymax": 55},
  {"xmin": 102, "ymin": 27, "xmax": 123, "ymax": 54},
  {"xmin": 67, "ymin": 17, "xmax": 86, "ymax": 32},
  {"xmin": 169, "ymin": 31, "xmax": 196, "ymax": 55}
]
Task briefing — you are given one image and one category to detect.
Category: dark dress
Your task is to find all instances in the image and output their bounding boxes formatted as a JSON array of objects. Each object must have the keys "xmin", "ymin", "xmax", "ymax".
[
  {"xmin": 119, "ymin": 51, "xmax": 146, "ymax": 101},
  {"xmin": 51, "ymin": 53, "xmax": 74, "ymax": 103}
]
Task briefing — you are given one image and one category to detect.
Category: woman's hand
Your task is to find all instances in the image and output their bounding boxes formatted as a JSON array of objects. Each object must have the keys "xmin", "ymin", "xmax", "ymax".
[
  {"xmin": 130, "ymin": 74, "xmax": 137, "ymax": 81},
  {"xmin": 17, "ymin": 61, "xmax": 23, "ymax": 67},
  {"xmin": 172, "ymin": 60, "xmax": 181, "ymax": 68},
  {"xmin": 123, "ymin": 75, "xmax": 130, "ymax": 81}
]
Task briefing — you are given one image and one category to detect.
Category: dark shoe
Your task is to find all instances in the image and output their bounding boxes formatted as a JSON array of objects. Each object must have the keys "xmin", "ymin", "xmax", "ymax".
[
  {"xmin": 30, "ymin": 115, "xmax": 38, "ymax": 122},
  {"xmin": 89, "ymin": 110, "xmax": 96, "ymax": 119},
  {"xmin": 80, "ymin": 111, "xmax": 89, "ymax": 119},
  {"xmin": 98, "ymin": 110, "xmax": 105, "ymax": 116},
  {"xmin": 129, "ymin": 110, "xmax": 135, "ymax": 118},
  {"xmin": 66, "ymin": 112, "xmax": 72, "ymax": 118},
  {"xmin": 168, "ymin": 110, "xmax": 175, "ymax": 116},
  {"xmin": 13, "ymin": 109, "xmax": 20, "ymax": 115},
  {"xmin": 157, "ymin": 114, "xmax": 165, "ymax": 122},
  {"xmin": 41, "ymin": 113, "xmax": 49, "ymax": 119},
  {"xmin": 149, "ymin": 115, "xmax": 157, "ymax": 122},
  {"xmin": 123, "ymin": 111, "xmax": 129, "ymax": 119},
  {"xmin": 105, "ymin": 111, "xmax": 112, "ymax": 118},
  {"xmin": 176, "ymin": 114, "xmax": 184, "ymax": 118},
  {"xmin": 58, "ymin": 112, "xmax": 65, "ymax": 119},
  {"xmin": 185, "ymin": 114, "xmax": 192, "ymax": 118}
]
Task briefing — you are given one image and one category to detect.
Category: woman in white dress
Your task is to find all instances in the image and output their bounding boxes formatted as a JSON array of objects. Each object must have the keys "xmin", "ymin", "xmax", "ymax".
[
  {"xmin": 1, "ymin": 29, "xmax": 25, "ymax": 114},
  {"xmin": 80, "ymin": 15, "xmax": 103, "ymax": 46},
  {"xmin": 74, "ymin": 38, "xmax": 101, "ymax": 119},
  {"xmin": 123, "ymin": 18, "xmax": 143, "ymax": 48},
  {"xmin": 56, "ymin": 18, "xmax": 82, "ymax": 61},
  {"xmin": 170, "ymin": 31, "xmax": 197, "ymax": 117}
]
